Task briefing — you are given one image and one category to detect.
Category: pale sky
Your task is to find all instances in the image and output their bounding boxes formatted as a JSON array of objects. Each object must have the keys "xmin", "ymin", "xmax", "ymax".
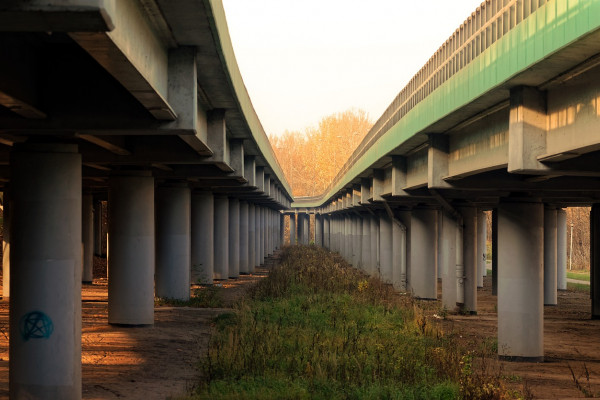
[{"xmin": 222, "ymin": 0, "xmax": 485, "ymax": 137}]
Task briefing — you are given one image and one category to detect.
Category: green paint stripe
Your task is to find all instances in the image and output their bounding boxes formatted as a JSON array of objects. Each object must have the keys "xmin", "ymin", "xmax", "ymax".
[{"xmin": 294, "ymin": 0, "xmax": 600, "ymax": 209}]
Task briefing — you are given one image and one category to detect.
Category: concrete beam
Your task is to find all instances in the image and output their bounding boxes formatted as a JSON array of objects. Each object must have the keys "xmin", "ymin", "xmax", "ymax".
[
  {"xmin": 0, "ymin": 0, "xmax": 115, "ymax": 32},
  {"xmin": 508, "ymin": 86, "xmax": 548, "ymax": 174},
  {"xmin": 244, "ymin": 155, "xmax": 256, "ymax": 186},
  {"xmin": 70, "ymin": 0, "xmax": 176, "ymax": 120},
  {"xmin": 428, "ymin": 134, "xmax": 451, "ymax": 189}
]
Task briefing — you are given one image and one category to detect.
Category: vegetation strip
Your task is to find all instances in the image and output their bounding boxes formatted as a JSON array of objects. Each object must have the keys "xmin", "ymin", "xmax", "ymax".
[{"xmin": 180, "ymin": 246, "xmax": 525, "ymax": 400}]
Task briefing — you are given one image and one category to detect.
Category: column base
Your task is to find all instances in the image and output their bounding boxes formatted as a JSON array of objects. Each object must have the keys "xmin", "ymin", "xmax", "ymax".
[{"xmin": 498, "ymin": 355, "xmax": 544, "ymax": 363}]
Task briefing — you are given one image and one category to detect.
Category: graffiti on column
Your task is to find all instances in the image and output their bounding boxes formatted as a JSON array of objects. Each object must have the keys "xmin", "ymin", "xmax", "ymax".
[{"xmin": 19, "ymin": 311, "xmax": 53, "ymax": 341}]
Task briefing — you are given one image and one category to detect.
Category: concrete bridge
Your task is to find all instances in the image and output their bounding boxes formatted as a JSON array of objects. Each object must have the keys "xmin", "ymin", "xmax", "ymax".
[
  {"xmin": 291, "ymin": 0, "xmax": 600, "ymax": 365},
  {"xmin": 2, "ymin": 0, "xmax": 600, "ymax": 398},
  {"xmin": 0, "ymin": 0, "xmax": 291, "ymax": 397}
]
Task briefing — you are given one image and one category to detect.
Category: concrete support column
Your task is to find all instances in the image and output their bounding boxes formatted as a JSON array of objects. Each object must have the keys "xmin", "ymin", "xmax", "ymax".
[
  {"xmin": 248, "ymin": 203, "xmax": 256, "ymax": 273},
  {"xmin": 259, "ymin": 207, "xmax": 265, "ymax": 263},
  {"xmin": 82, "ymin": 193, "xmax": 94, "ymax": 284},
  {"xmin": 440, "ymin": 211, "xmax": 458, "ymax": 310},
  {"xmin": 392, "ymin": 218, "xmax": 407, "ymax": 291},
  {"xmin": 557, "ymin": 209, "xmax": 567, "ymax": 291},
  {"xmin": 214, "ymin": 196, "xmax": 229, "ymax": 280},
  {"xmin": 228, "ymin": 198, "xmax": 240, "ymax": 278},
  {"xmin": 93, "ymin": 199, "xmax": 103, "ymax": 257},
  {"xmin": 298, "ymin": 214, "xmax": 304, "ymax": 245},
  {"xmin": 457, "ymin": 206, "xmax": 477, "ymax": 313},
  {"xmin": 191, "ymin": 192, "xmax": 214, "ymax": 284},
  {"xmin": 361, "ymin": 215, "xmax": 372, "ymax": 275},
  {"xmin": 331, "ymin": 216, "xmax": 337, "ymax": 252},
  {"xmin": 289, "ymin": 214, "xmax": 296, "ymax": 245},
  {"xmin": 477, "ymin": 210, "xmax": 487, "ymax": 288},
  {"xmin": 544, "ymin": 206, "xmax": 558, "ymax": 305},
  {"xmin": 410, "ymin": 208, "xmax": 438, "ymax": 299},
  {"xmin": 10, "ymin": 144, "xmax": 82, "ymax": 398},
  {"xmin": 265, "ymin": 208, "xmax": 270, "ymax": 256},
  {"xmin": 315, "ymin": 214, "xmax": 323, "ymax": 247},
  {"xmin": 324, "ymin": 216, "xmax": 330, "ymax": 249},
  {"xmin": 2, "ymin": 189, "xmax": 9, "ymax": 298},
  {"xmin": 156, "ymin": 185, "xmax": 191, "ymax": 300},
  {"xmin": 498, "ymin": 199, "xmax": 544, "ymax": 361},
  {"xmin": 492, "ymin": 208, "xmax": 498, "ymax": 295},
  {"xmin": 591, "ymin": 205, "xmax": 600, "ymax": 318},
  {"xmin": 379, "ymin": 212, "xmax": 393, "ymax": 283},
  {"xmin": 303, "ymin": 214, "xmax": 310, "ymax": 245},
  {"xmin": 255, "ymin": 206, "xmax": 261, "ymax": 267},
  {"xmin": 370, "ymin": 215, "xmax": 379, "ymax": 277},
  {"xmin": 240, "ymin": 201, "xmax": 249, "ymax": 274},
  {"xmin": 108, "ymin": 172, "xmax": 154, "ymax": 325},
  {"xmin": 339, "ymin": 215, "xmax": 344, "ymax": 254},
  {"xmin": 355, "ymin": 215, "xmax": 363, "ymax": 269},
  {"xmin": 280, "ymin": 213, "xmax": 285, "ymax": 248},
  {"xmin": 345, "ymin": 214, "xmax": 352, "ymax": 262},
  {"xmin": 396, "ymin": 210, "xmax": 411, "ymax": 288}
]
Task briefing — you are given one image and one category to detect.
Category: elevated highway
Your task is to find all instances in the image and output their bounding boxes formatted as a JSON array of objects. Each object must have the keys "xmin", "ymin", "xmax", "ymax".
[
  {"xmin": 0, "ymin": 0, "xmax": 291, "ymax": 397},
  {"xmin": 292, "ymin": 0, "xmax": 600, "ymax": 364}
]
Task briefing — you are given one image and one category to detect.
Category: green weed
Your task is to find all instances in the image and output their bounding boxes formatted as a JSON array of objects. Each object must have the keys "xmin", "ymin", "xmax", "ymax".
[
  {"xmin": 155, "ymin": 285, "xmax": 224, "ymax": 308},
  {"xmin": 183, "ymin": 246, "xmax": 517, "ymax": 399}
]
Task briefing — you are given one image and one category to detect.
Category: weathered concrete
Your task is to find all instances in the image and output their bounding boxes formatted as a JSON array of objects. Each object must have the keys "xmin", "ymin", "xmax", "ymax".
[
  {"xmin": 248, "ymin": 203, "xmax": 256, "ymax": 273},
  {"xmin": 10, "ymin": 144, "xmax": 82, "ymax": 399},
  {"xmin": 213, "ymin": 195, "xmax": 229, "ymax": 280},
  {"xmin": 379, "ymin": 212, "xmax": 393, "ymax": 284},
  {"xmin": 191, "ymin": 192, "xmax": 214, "ymax": 284},
  {"xmin": 544, "ymin": 206, "xmax": 558, "ymax": 305},
  {"xmin": 239, "ymin": 201, "xmax": 249, "ymax": 274},
  {"xmin": 315, "ymin": 214, "xmax": 323, "ymax": 247},
  {"xmin": 440, "ymin": 211, "xmax": 458, "ymax": 310},
  {"xmin": 557, "ymin": 208, "xmax": 567, "ymax": 291},
  {"xmin": 259, "ymin": 206, "xmax": 265, "ymax": 264},
  {"xmin": 410, "ymin": 208, "xmax": 437, "ymax": 299},
  {"xmin": 370, "ymin": 215, "xmax": 379, "ymax": 277},
  {"xmin": 498, "ymin": 200, "xmax": 544, "ymax": 361},
  {"xmin": 155, "ymin": 185, "xmax": 191, "ymax": 300},
  {"xmin": 477, "ymin": 210, "xmax": 487, "ymax": 288},
  {"xmin": 2, "ymin": 189, "xmax": 9, "ymax": 298},
  {"xmin": 361, "ymin": 215, "xmax": 372, "ymax": 276},
  {"xmin": 228, "ymin": 198, "xmax": 240, "ymax": 278},
  {"xmin": 323, "ymin": 215, "xmax": 330, "ymax": 249},
  {"xmin": 108, "ymin": 172, "xmax": 155, "ymax": 326},
  {"xmin": 289, "ymin": 214, "xmax": 296, "ymax": 245},
  {"xmin": 592, "ymin": 205, "xmax": 600, "ymax": 319},
  {"xmin": 82, "ymin": 193, "xmax": 94, "ymax": 284},
  {"xmin": 458, "ymin": 206, "xmax": 477, "ymax": 314},
  {"xmin": 280, "ymin": 213, "xmax": 285, "ymax": 248},
  {"xmin": 392, "ymin": 218, "xmax": 407, "ymax": 291}
]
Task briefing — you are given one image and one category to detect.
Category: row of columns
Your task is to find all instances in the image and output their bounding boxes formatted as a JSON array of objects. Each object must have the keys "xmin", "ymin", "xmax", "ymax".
[
  {"xmin": 294, "ymin": 200, "xmax": 572, "ymax": 362},
  {"xmin": 3, "ymin": 144, "xmax": 285, "ymax": 398}
]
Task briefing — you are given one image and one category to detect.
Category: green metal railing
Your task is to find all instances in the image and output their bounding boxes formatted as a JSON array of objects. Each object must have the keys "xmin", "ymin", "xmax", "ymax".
[{"xmin": 295, "ymin": 0, "xmax": 600, "ymax": 208}]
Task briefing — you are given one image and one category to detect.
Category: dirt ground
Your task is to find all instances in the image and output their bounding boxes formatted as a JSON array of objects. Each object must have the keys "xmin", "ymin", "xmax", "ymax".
[
  {"xmin": 433, "ymin": 278, "xmax": 600, "ymax": 399},
  {"xmin": 0, "ymin": 256, "xmax": 272, "ymax": 400},
  {"xmin": 0, "ymin": 253, "xmax": 597, "ymax": 399}
]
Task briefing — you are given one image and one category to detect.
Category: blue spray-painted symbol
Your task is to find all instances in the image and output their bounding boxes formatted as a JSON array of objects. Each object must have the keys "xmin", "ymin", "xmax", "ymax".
[{"xmin": 20, "ymin": 311, "xmax": 53, "ymax": 341}]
